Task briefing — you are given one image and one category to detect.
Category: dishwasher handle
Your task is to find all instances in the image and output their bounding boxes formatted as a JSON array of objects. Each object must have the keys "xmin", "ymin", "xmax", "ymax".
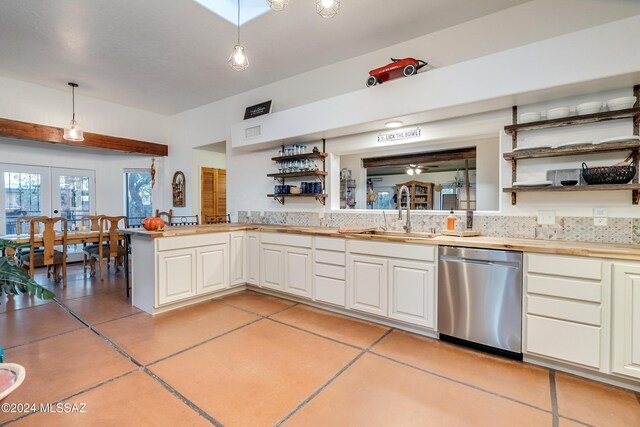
[{"xmin": 439, "ymin": 256, "xmax": 521, "ymax": 269}]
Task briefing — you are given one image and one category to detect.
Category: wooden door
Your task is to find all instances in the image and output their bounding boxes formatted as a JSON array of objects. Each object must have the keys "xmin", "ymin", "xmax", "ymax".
[{"xmin": 201, "ymin": 168, "xmax": 227, "ymax": 220}]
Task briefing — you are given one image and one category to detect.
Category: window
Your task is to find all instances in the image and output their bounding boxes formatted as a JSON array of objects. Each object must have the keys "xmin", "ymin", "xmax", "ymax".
[
  {"xmin": 3, "ymin": 171, "xmax": 43, "ymax": 234},
  {"xmin": 125, "ymin": 170, "xmax": 153, "ymax": 226}
]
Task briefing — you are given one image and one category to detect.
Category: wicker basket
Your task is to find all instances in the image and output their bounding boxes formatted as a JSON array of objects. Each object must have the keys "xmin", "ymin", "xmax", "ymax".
[{"xmin": 581, "ymin": 162, "xmax": 636, "ymax": 185}]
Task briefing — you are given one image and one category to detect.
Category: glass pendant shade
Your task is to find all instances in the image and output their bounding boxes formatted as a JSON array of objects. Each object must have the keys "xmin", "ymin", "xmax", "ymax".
[
  {"xmin": 317, "ymin": 0, "xmax": 340, "ymax": 18},
  {"xmin": 406, "ymin": 168, "xmax": 414, "ymax": 176},
  {"xmin": 267, "ymin": 0, "xmax": 289, "ymax": 11},
  {"xmin": 228, "ymin": 44, "xmax": 249, "ymax": 71},
  {"xmin": 64, "ymin": 119, "xmax": 84, "ymax": 141}
]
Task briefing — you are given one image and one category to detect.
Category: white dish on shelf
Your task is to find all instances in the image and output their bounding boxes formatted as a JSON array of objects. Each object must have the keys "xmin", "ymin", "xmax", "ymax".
[
  {"xmin": 512, "ymin": 180, "xmax": 553, "ymax": 187},
  {"xmin": 512, "ymin": 144, "xmax": 552, "ymax": 152},
  {"xmin": 606, "ymin": 96, "xmax": 636, "ymax": 111},
  {"xmin": 595, "ymin": 135, "xmax": 640, "ymax": 144},
  {"xmin": 519, "ymin": 112, "xmax": 542, "ymax": 123},
  {"xmin": 576, "ymin": 101, "xmax": 602, "ymax": 115},
  {"xmin": 555, "ymin": 141, "xmax": 593, "ymax": 148},
  {"xmin": 546, "ymin": 107, "xmax": 571, "ymax": 119}
]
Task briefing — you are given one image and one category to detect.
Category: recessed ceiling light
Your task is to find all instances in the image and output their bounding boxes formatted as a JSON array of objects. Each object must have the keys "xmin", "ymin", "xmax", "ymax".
[{"xmin": 385, "ymin": 121, "xmax": 403, "ymax": 128}]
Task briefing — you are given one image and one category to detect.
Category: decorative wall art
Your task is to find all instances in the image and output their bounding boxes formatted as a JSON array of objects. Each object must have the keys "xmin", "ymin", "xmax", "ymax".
[{"xmin": 172, "ymin": 171, "xmax": 186, "ymax": 207}]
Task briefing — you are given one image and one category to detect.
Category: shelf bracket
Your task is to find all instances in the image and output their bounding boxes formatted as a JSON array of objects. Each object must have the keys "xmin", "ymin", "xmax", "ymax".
[
  {"xmin": 273, "ymin": 196, "xmax": 285, "ymax": 205},
  {"xmin": 273, "ymin": 176, "xmax": 285, "ymax": 184},
  {"xmin": 315, "ymin": 195, "xmax": 326, "ymax": 206}
]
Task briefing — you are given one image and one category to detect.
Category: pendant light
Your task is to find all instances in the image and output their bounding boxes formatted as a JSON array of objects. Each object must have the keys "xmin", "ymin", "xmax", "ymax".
[
  {"xmin": 316, "ymin": 0, "xmax": 340, "ymax": 18},
  {"xmin": 63, "ymin": 82, "xmax": 84, "ymax": 142},
  {"xmin": 267, "ymin": 0, "xmax": 289, "ymax": 11},
  {"xmin": 228, "ymin": 0, "xmax": 249, "ymax": 71}
]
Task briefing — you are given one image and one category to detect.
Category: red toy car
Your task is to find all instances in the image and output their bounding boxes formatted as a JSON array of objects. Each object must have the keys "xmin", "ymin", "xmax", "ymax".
[{"xmin": 366, "ymin": 57, "xmax": 428, "ymax": 87}]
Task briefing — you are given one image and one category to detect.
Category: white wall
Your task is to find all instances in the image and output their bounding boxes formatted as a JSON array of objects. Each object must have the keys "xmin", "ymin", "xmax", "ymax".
[{"xmin": 0, "ymin": 76, "xmax": 170, "ymax": 217}]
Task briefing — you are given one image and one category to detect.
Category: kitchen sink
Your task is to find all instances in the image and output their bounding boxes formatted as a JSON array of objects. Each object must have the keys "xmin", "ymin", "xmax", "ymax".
[{"xmin": 366, "ymin": 230, "xmax": 437, "ymax": 239}]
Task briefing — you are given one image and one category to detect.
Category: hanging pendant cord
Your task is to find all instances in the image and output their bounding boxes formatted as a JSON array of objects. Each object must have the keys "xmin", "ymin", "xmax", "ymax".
[
  {"xmin": 237, "ymin": 0, "xmax": 240, "ymax": 44},
  {"xmin": 72, "ymin": 85, "xmax": 76, "ymax": 121}
]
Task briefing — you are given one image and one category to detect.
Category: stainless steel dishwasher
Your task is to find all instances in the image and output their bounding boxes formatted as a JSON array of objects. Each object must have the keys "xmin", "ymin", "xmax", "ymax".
[{"xmin": 438, "ymin": 246, "xmax": 523, "ymax": 359}]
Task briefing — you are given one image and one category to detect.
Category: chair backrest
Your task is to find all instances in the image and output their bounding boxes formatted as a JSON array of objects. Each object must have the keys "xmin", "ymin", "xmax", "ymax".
[
  {"xmin": 204, "ymin": 214, "xmax": 231, "ymax": 224},
  {"xmin": 16, "ymin": 216, "xmax": 39, "ymax": 234},
  {"xmin": 171, "ymin": 215, "xmax": 199, "ymax": 226},
  {"xmin": 98, "ymin": 216, "xmax": 128, "ymax": 258},
  {"xmin": 155, "ymin": 209, "xmax": 173, "ymax": 224},
  {"xmin": 81, "ymin": 215, "xmax": 105, "ymax": 231},
  {"xmin": 29, "ymin": 216, "xmax": 68, "ymax": 271}
]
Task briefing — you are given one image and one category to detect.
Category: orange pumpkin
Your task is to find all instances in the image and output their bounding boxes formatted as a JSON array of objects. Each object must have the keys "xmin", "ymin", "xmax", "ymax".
[{"xmin": 142, "ymin": 217, "xmax": 165, "ymax": 231}]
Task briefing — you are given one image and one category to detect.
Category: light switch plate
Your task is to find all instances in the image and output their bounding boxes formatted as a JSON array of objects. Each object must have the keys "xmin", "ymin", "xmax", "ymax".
[
  {"xmin": 594, "ymin": 217, "xmax": 608, "ymax": 226},
  {"xmin": 537, "ymin": 210, "xmax": 556, "ymax": 225}
]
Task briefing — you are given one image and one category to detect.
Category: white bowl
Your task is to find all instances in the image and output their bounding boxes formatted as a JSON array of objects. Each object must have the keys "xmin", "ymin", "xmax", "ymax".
[
  {"xmin": 0, "ymin": 363, "xmax": 26, "ymax": 401},
  {"xmin": 576, "ymin": 101, "xmax": 602, "ymax": 115},
  {"xmin": 519, "ymin": 112, "xmax": 542, "ymax": 123},
  {"xmin": 607, "ymin": 96, "xmax": 637, "ymax": 111},
  {"xmin": 547, "ymin": 107, "xmax": 570, "ymax": 120}
]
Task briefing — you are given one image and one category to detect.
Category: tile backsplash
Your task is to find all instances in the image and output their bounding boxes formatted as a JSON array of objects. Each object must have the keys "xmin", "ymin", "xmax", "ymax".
[{"xmin": 237, "ymin": 210, "xmax": 640, "ymax": 245}]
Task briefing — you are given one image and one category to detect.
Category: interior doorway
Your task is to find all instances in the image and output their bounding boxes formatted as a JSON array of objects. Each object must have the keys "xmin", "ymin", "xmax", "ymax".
[{"xmin": 201, "ymin": 168, "xmax": 226, "ymax": 222}]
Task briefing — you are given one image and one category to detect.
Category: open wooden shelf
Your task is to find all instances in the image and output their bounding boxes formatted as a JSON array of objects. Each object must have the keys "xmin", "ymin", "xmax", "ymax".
[
  {"xmin": 503, "ymin": 140, "xmax": 640, "ymax": 160},
  {"xmin": 271, "ymin": 152, "xmax": 328, "ymax": 162},
  {"xmin": 503, "ymin": 184, "xmax": 640, "ymax": 204},
  {"xmin": 267, "ymin": 171, "xmax": 328, "ymax": 179},
  {"xmin": 267, "ymin": 193, "xmax": 327, "ymax": 206},
  {"xmin": 504, "ymin": 108, "xmax": 640, "ymax": 134}
]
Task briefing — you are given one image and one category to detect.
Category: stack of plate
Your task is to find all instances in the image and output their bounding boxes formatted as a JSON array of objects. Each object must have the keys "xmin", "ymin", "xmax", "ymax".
[
  {"xmin": 606, "ymin": 96, "xmax": 637, "ymax": 111},
  {"xmin": 512, "ymin": 180, "xmax": 553, "ymax": 187}
]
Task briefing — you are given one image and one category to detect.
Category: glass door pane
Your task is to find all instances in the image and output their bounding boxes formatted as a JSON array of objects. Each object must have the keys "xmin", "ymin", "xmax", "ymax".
[
  {"xmin": 52, "ymin": 168, "xmax": 96, "ymax": 260},
  {"xmin": 0, "ymin": 164, "xmax": 51, "ymax": 235},
  {"xmin": 125, "ymin": 170, "xmax": 153, "ymax": 227}
]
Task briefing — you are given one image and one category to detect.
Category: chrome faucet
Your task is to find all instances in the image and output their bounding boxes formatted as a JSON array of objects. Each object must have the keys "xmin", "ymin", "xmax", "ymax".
[{"xmin": 398, "ymin": 185, "xmax": 411, "ymax": 233}]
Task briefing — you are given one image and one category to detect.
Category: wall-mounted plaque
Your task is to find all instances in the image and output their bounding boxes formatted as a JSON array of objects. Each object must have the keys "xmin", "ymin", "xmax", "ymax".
[
  {"xmin": 172, "ymin": 171, "xmax": 186, "ymax": 207},
  {"xmin": 244, "ymin": 100, "xmax": 272, "ymax": 120},
  {"xmin": 377, "ymin": 128, "xmax": 421, "ymax": 143}
]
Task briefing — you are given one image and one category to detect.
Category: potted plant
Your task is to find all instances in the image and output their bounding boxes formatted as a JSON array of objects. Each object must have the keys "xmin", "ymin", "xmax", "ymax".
[{"xmin": 0, "ymin": 239, "xmax": 56, "ymax": 400}]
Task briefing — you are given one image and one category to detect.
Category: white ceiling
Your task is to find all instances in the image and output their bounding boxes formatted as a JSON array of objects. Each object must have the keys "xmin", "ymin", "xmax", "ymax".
[{"xmin": 0, "ymin": 0, "xmax": 529, "ymax": 115}]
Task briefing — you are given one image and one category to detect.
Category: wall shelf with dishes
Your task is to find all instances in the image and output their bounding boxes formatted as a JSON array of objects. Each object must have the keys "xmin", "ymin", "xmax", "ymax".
[
  {"xmin": 268, "ymin": 139, "xmax": 327, "ymax": 205},
  {"xmin": 504, "ymin": 85, "xmax": 640, "ymax": 205}
]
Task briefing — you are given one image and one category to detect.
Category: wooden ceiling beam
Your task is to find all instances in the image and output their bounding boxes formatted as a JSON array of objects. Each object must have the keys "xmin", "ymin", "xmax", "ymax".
[
  {"xmin": 0, "ymin": 117, "xmax": 168, "ymax": 156},
  {"xmin": 362, "ymin": 147, "xmax": 476, "ymax": 168}
]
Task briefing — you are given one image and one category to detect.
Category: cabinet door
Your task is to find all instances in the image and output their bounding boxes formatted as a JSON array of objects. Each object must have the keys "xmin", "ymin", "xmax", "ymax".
[
  {"xmin": 196, "ymin": 243, "xmax": 228, "ymax": 294},
  {"xmin": 230, "ymin": 232, "xmax": 246, "ymax": 287},
  {"xmin": 285, "ymin": 247, "xmax": 312, "ymax": 298},
  {"xmin": 157, "ymin": 248, "xmax": 196, "ymax": 306},
  {"xmin": 349, "ymin": 255, "xmax": 388, "ymax": 316},
  {"xmin": 389, "ymin": 260, "xmax": 435, "ymax": 328},
  {"xmin": 612, "ymin": 263, "xmax": 640, "ymax": 379},
  {"xmin": 260, "ymin": 244, "xmax": 284, "ymax": 290},
  {"xmin": 246, "ymin": 232, "xmax": 260, "ymax": 285}
]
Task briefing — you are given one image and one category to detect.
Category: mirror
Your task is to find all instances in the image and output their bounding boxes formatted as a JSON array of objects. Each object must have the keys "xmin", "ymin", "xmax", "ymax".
[{"xmin": 339, "ymin": 145, "xmax": 497, "ymax": 211}]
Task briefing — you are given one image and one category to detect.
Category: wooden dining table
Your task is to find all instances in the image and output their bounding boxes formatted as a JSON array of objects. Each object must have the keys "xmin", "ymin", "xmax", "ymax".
[{"xmin": 0, "ymin": 230, "xmax": 130, "ymax": 294}]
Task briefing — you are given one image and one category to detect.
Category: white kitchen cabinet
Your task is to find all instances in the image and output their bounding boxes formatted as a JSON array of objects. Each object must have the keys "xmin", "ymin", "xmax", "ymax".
[
  {"xmin": 246, "ymin": 231, "xmax": 260, "ymax": 285},
  {"xmin": 612, "ymin": 263, "xmax": 640, "ymax": 379},
  {"xmin": 314, "ymin": 238, "xmax": 347, "ymax": 308},
  {"xmin": 260, "ymin": 243, "xmax": 284, "ymax": 290},
  {"xmin": 524, "ymin": 253, "xmax": 606, "ymax": 369},
  {"xmin": 349, "ymin": 254, "xmax": 388, "ymax": 316},
  {"xmin": 157, "ymin": 248, "xmax": 197, "ymax": 306},
  {"xmin": 196, "ymin": 244, "xmax": 228, "ymax": 294},
  {"xmin": 230, "ymin": 232, "xmax": 246, "ymax": 287},
  {"xmin": 284, "ymin": 247, "xmax": 312, "ymax": 298},
  {"xmin": 388, "ymin": 259, "xmax": 435, "ymax": 328}
]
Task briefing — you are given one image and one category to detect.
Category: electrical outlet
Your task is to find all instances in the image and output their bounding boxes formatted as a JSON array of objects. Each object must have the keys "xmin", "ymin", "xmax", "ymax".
[
  {"xmin": 318, "ymin": 210, "xmax": 325, "ymax": 219},
  {"xmin": 537, "ymin": 210, "xmax": 556, "ymax": 225},
  {"xmin": 594, "ymin": 217, "xmax": 608, "ymax": 226},
  {"xmin": 593, "ymin": 207, "xmax": 608, "ymax": 218}
]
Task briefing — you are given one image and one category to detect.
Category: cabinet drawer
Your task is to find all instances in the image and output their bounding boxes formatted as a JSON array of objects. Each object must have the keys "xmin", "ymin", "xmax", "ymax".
[
  {"xmin": 157, "ymin": 233, "xmax": 228, "ymax": 251},
  {"xmin": 527, "ymin": 253, "xmax": 602, "ymax": 280},
  {"xmin": 527, "ymin": 275, "xmax": 601, "ymax": 303},
  {"xmin": 314, "ymin": 276, "xmax": 346, "ymax": 307},
  {"xmin": 314, "ymin": 263, "xmax": 345, "ymax": 280},
  {"xmin": 349, "ymin": 240, "xmax": 435, "ymax": 262},
  {"xmin": 315, "ymin": 236, "xmax": 346, "ymax": 252},
  {"xmin": 315, "ymin": 250, "xmax": 346, "ymax": 266},
  {"xmin": 260, "ymin": 232, "xmax": 312, "ymax": 248},
  {"xmin": 527, "ymin": 295, "xmax": 601, "ymax": 326},
  {"xmin": 526, "ymin": 315, "xmax": 600, "ymax": 368}
]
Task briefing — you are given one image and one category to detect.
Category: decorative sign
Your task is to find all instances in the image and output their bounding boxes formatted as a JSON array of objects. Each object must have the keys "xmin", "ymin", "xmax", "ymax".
[
  {"xmin": 378, "ymin": 128, "xmax": 421, "ymax": 143},
  {"xmin": 244, "ymin": 100, "xmax": 272, "ymax": 120},
  {"xmin": 172, "ymin": 171, "xmax": 186, "ymax": 207}
]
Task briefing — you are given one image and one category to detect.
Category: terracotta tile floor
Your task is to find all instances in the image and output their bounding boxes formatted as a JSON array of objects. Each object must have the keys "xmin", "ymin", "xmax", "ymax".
[{"xmin": 1, "ymin": 264, "xmax": 639, "ymax": 426}]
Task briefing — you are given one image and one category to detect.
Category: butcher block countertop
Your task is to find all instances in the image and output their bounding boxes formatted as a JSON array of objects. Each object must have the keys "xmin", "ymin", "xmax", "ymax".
[{"xmin": 125, "ymin": 224, "xmax": 640, "ymax": 260}]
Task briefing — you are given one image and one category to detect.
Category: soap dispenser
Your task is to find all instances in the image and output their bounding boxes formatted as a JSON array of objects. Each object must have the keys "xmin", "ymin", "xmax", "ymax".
[{"xmin": 447, "ymin": 209, "xmax": 456, "ymax": 231}]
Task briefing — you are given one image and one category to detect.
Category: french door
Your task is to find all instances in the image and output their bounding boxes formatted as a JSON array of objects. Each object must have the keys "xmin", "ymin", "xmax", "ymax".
[{"xmin": 1, "ymin": 164, "xmax": 96, "ymax": 261}]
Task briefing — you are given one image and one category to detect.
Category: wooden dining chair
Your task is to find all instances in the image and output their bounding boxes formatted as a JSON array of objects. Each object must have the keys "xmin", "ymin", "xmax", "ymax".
[
  {"xmin": 15, "ymin": 216, "xmax": 40, "ymax": 235},
  {"xmin": 85, "ymin": 216, "xmax": 128, "ymax": 281},
  {"xmin": 81, "ymin": 215, "xmax": 105, "ymax": 272},
  {"xmin": 171, "ymin": 214, "xmax": 199, "ymax": 226},
  {"xmin": 155, "ymin": 209, "xmax": 173, "ymax": 224},
  {"xmin": 21, "ymin": 216, "xmax": 68, "ymax": 287}
]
